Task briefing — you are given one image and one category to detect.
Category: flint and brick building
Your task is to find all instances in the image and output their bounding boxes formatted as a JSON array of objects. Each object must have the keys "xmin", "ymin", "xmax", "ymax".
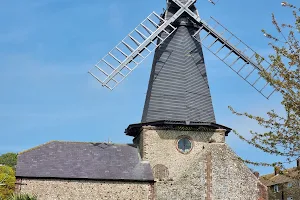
[
  {"xmin": 16, "ymin": 123, "xmax": 267, "ymax": 199},
  {"xmin": 259, "ymin": 160, "xmax": 300, "ymax": 200}
]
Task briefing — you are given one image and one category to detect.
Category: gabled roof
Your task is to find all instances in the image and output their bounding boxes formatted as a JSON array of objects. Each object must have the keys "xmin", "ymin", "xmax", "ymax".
[
  {"xmin": 16, "ymin": 141, "xmax": 154, "ymax": 182},
  {"xmin": 259, "ymin": 168, "xmax": 300, "ymax": 186}
]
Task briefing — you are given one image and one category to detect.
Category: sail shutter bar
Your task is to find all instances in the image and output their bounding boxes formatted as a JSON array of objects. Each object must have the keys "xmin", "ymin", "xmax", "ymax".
[
  {"xmin": 88, "ymin": 11, "xmax": 178, "ymax": 90},
  {"xmin": 192, "ymin": 17, "xmax": 276, "ymax": 99},
  {"xmin": 89, "ymin": 0, "xmax": 198, "ymax": 90},
  {"xmin": 170, "ymin": 0, "xmax": 276, "ymax": 98}
]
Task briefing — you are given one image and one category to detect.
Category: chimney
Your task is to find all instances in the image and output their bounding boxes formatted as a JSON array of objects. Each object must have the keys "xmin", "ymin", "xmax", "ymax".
[
  {"xmin": 274, "ymin": 166, "xmax": 281, "ymax": 175},
  {"xmin": 254, "ymin": 171, "xmax": 260, "ymax": 178},
  {"xmin": 297, "ymin": 159, "xmax": 300, "ymax": 170}
]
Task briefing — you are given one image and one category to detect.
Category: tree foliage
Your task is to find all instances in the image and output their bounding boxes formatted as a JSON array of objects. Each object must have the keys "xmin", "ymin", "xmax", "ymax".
[
  {"xmin": 230, "ymin": 2, "xmax": 300, "ymax": 167},
  {"xmin": 0, "ymin": 165, "xmax": 16, "ymax": 200},
  {"xmin": 8, "ymin": 194, "xmax": 37, "ymax": 200},
  {"xmin": 0, "ymin": 153, "xmax": 17, "ymax": 169}
]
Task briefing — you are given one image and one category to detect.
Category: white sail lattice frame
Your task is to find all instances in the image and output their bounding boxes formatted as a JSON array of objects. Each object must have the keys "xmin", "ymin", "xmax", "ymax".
[
  {"xmin": 172, "ymin": 0, "xmax": 276, "ymax": 99},
  {"xmin": 192, "ymin": 17, "xmax": 276, "ymax": 99},
  {"xmin": 89, "ymin": 12, "xmax": 178, "ymax": 90},
  {"xmin": 89, "ymin": 0, "xmax": 197, "ymax": 90}
]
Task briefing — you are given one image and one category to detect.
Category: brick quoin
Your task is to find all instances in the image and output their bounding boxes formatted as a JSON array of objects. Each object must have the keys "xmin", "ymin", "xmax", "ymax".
[
  {"xmin": 148, "ymin": 182, "xmax": 155, "ymax": 200},
  {"xmin": 206, "ymin": 152, "xmax": 212, "ymax": 200}
]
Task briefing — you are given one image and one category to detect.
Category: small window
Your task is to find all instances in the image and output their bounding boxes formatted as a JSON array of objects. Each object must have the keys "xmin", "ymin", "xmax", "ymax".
[
  {"xmin": 273, "ymin": 184, "xmax": 279, "ymax": 192},
  {"xmin": 287, "ymin": 182, "xmax": 293, "ymax": 188},
  {"xmin": 177, "ymin": 137, "xmax": 193, "ymax": 154},
  {"xmin": 287, "ymin": 197, "xmax": 293, "ymax": 200}
]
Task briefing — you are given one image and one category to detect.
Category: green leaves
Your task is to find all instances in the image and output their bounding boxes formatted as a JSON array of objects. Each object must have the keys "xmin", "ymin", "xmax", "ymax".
[
  {"xmin": 8, "ymin": 194, "xmax": 37, "ymax": 200},
  {"xmin": 0, "ymin": 165, "xmax": 16, "ymax": 200},
  {"xmin": 0, "ymin": 153, "xmax": 17, "ymax": 168},
  {"xmin": 230, "ymin": 2, "xmax": 300, "ymax": 170}
]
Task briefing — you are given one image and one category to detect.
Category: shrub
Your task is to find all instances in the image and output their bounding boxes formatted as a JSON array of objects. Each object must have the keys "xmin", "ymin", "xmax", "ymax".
[{"xmin": 8, "ymin": 193, "xmax": 37, "ymax": 200}]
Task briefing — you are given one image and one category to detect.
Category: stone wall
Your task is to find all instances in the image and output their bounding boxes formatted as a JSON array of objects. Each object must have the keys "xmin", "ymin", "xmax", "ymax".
[
  {"xmin": 19, "ymin": 179, "xmax": 154, "ymax": 200},
  {"xmin": 138, "ymin": 126, "xmax": 267, "ymax": 200}
]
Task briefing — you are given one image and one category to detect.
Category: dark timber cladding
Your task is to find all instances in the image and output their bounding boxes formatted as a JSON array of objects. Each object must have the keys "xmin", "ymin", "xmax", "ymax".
[{"xmin": 142, "ymin": 0, "xmax": 215, "ymax": 123}]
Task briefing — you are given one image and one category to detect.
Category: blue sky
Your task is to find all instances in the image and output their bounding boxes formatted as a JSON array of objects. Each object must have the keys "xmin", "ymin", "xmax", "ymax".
[{"xmin": 0, "ymin": 0, "xmax": 298, "ymax": 175}]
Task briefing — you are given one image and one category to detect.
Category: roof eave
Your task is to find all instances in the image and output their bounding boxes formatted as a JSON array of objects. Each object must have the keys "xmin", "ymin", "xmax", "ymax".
[
  {"xmin": 15, "ymin": 176, "xmax": 155, "ymax": 183},
  {"xmin": 125, "ymin": 120, "xmax": 231, "ymax": 137}
]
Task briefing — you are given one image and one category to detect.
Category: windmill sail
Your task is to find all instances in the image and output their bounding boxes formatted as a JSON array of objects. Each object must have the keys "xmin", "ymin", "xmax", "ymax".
[
  {"xmin": 171, "ymin": 0, "xmax": 277, "ymax": 99},
  {"xmin": 192, "ymin": 17, "xmax": 276, "ymax": 99},
  {"xmin": 88, "ymin": 0, "xmax": 197, "ymax": 90},
  {"xmin": 89, "ymin": 12, "xmax": 177, "ymax": 90}
]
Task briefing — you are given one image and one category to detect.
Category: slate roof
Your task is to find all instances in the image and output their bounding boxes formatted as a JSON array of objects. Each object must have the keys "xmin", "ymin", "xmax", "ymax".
[
  {"xmin": 141, "ymin": 1, "xmax": 215, "ymax": 123},
  {"xmin": 16, "ymin": 141, "xmax": 154, "ymax": 182},
  {"xmin": 259, "ymin": 168, "xmax": 300, "ymax": 186}
]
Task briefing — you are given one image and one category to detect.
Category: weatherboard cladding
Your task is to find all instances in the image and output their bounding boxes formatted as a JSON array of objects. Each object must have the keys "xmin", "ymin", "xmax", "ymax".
[
  {"xmin": 142, "ymin": 14, "xmax": 216, "ymax": 123},
  {"xmin": 16, "ymin": 141, "xmax": 154, "ymax": 181}
]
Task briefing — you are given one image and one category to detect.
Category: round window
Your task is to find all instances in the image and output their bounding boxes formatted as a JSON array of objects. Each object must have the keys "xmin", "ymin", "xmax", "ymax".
[{"xmin": 177, "ymin": 137, "xmax": 193, "ymax": 154}]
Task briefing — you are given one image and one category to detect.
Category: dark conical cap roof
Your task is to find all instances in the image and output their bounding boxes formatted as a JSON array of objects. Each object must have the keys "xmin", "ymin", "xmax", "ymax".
[{"xmin": 142, "ymin": 4, "xmax": 216, "ymax": 123}]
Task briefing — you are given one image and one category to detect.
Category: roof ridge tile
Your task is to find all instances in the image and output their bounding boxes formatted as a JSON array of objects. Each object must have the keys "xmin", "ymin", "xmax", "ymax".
[{"xmin": 18, "ymin": 140, "xmax": 58, "ymax": 155}]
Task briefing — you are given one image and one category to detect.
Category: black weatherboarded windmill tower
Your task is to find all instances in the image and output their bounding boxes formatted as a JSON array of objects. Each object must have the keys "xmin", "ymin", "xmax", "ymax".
[{"xmin": 89, "ymin": 0, "xmax": 276, "ymax": 128}]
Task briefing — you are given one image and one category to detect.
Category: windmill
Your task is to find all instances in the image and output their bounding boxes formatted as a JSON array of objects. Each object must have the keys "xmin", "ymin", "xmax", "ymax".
[{"xmin": 88, "ymin": 0, "xmax": 276, "ymax": 123}]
